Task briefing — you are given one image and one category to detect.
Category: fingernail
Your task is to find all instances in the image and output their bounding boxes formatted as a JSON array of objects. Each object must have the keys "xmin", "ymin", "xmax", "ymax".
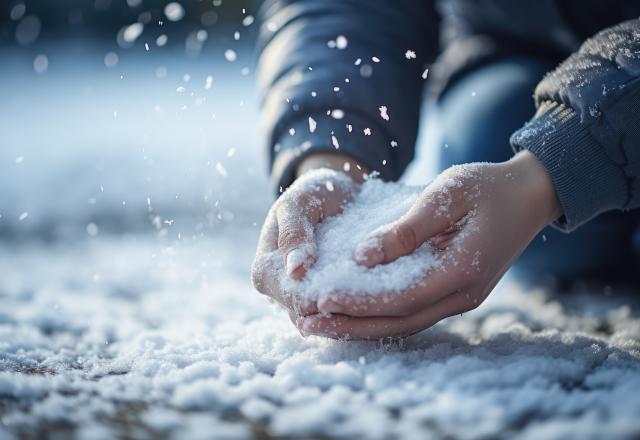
[
  {"xmin": 318, "ymin": 297, "xmax": 342, "ymax": 314},
  {"xmin": 286, "ymin": 248, "xmax": 307, "ymax": 276},
  {"xmin": 354, "ymin": 244, "xmax": 384, "ymax": 266}
]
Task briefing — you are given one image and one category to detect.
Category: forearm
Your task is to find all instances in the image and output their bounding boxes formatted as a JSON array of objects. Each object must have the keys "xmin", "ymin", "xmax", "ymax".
[{"xmin": 510, "ymin": 18, "xmax": 640, "ymax": 231}]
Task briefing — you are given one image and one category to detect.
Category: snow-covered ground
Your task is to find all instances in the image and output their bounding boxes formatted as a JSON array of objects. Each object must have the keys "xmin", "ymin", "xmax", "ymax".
[{"xmin": 1, "ymin": 43, "xmax": 640, "ymax": 439}]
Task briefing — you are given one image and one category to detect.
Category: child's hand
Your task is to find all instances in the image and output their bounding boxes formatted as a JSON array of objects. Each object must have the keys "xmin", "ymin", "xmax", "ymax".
[
  {"xmin": 251, "ymin": 154, "xmax": 366, "ymax": 325},
  {"xmin": 300, "ymin": 150, "xmax": 562, "ymax": 339}
]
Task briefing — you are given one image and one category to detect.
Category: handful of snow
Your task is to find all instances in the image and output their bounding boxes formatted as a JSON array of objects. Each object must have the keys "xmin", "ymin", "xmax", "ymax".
[{"xmin": 279, "ymin": 175, "xmax": 439, "ymax": 302}]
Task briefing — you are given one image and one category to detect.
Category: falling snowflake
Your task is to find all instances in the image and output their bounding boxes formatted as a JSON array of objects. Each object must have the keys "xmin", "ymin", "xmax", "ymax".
[
  {"xmin": 215, "ymin": 162, "xmax": 227, "ymax": 177},
  {"xmin": 308, "ymin": 117, "xmax": 317, "ymax": 133},
  {"xmin": 242, "ymin": 15, "xmax": 254, "ymax": 26},
  {"xmin": 405, "ymin": 50, "xmax": 416, "ymax": 59},
  {"xmin": 224, "ymin": 49, "xmax": 237, "ymax": 62},
  {"xmin": 336, "ymin": 35, "xmax": 348, "ymax": 49},
  {"xmin": 379, "ymin": 106, "xmax": 389, "ymax": 121}
]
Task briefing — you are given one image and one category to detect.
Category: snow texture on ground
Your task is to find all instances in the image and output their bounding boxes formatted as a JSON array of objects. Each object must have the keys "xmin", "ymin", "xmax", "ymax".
[{"xmin": 1, "ymin": 44, "xmax": 640, "ymax": 439}]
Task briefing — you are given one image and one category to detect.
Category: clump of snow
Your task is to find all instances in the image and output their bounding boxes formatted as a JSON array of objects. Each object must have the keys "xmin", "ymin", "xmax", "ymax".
[{"xmin": 270, "ymin": 173, "xmax": 438, "ymax": 302}]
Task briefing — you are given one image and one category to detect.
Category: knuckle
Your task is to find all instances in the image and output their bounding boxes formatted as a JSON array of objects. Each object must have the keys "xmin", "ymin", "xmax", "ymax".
[
  {"xmin": 278, "ymin": 227, "xmax": 304, "ymax": 250},
  {"xmin": 394, "ymin": 223, "xmax": 418, "ymax": 253}
]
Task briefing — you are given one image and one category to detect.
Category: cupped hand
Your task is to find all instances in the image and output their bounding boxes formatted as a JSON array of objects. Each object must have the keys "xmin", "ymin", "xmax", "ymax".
[
  {"xmin": 300, "ymin": 150, "xmax": 562, "ymax": 339},
  {"xmin": 251, "ymin": 154, "xmax": 368, "ymax": 327}
]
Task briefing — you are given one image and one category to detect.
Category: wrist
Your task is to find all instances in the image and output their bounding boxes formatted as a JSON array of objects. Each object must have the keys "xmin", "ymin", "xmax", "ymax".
[
  {"xmin": 507, "ymin": 150, "xmax": 562, "ymax": 226},
  {"xmin": 296, "ymin": 153, "xmax": 370, "ymax": 183}
]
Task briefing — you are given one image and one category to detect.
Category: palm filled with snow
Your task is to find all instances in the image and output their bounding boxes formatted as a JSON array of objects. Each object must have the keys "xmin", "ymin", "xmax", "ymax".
[{"xmin": 1, "ymin": 1, "xmax": 640, "ymax": 439}]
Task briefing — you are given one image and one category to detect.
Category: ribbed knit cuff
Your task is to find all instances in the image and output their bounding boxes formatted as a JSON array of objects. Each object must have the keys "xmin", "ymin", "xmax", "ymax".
[
  {"xmin": 510, "ymin": 102, "xmax": 628, "ymax": 232},
  {"xmin": 271, "ymin": 112, "xmax": 396, "ymax": 194}
]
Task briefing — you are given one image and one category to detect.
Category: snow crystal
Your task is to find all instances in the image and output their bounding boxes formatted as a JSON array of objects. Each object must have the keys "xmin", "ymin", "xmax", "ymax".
[
  {"xmin": 405, "ymin": 50, "xmax": 416, "ymax": 59},
  {"xmin": 336, "ymin": 35, "xmax": 348, "ymax": 50},
  {"xmin": 360, "ymin": 64, "xmax": 373, "ymax": 78},
  {"xmin": 86, "ymin": 222, "xmax": 99, "ymax": 236},
  {"xmin": 156, "ymin": 34, "xmax": 168, "ymax": 47},
  {"xmin": 224, "ymin": 49, "xmax": 237, "ymax": 62},
  {"xmin": 242, "ymin": 15, "xmax": 254, "ymax": 27},
  {"xmin": 103, "ymin": 52, "xmax": 119, "ymax": 68},
  {"xmin": 205, "ymin": 75, "xmax": 213, "ymax": 90},
  {"xmin": 308, "ymin": 117, "xmax": 317, "ymax": 133},
  {"xmin": 122, "ymin": 22, "xmax": 143, "ymax": 43},
  {"xmin": 15, "ymin": 15, "xmax": 41, "ymax": 46},
  {"xmin": 215, "ymin": 162, "xmax": 227, "ymax": 177},
  {"xmin": 33, "ymin": 54, "xmax": 48, "ymax": 74},
  {"xmin": 379, "ymin": 105, "xmax": 389, "ymax": 121},
  {"xmin": 363, "ymin": 128, "xmax": 371, "ymax": 136},
  {"xmin": 10, "ymin": 3, "xmax": 26, "ymax": 21},
  {"xmin": 331, "ymin": 135, "xmax": 340, "ymax": 149},
  {"xmin": 164, "ymin": 2, "xmax": 185, "ymax": 22}
]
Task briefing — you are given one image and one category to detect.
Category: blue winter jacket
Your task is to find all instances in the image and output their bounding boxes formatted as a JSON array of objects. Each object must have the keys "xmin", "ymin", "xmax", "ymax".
[{"xmin": 256, "ymin": 0, "xmax": 640, "ymax": 232}]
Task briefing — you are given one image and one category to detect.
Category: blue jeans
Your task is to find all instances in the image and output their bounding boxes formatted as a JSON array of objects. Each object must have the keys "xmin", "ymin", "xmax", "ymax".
[{"xmin": 429, "ymin": 57, "xmax": 640, "ymax": 284}]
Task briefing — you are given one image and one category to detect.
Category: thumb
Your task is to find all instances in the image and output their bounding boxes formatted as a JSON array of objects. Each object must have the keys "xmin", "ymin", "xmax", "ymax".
[
  {"xmin": 276, "ymin": 198, "xmax": 321, "ymax": 279},
  {"xmin": 354, "ymin": 188, "xmax": 460, "ymax": 268}
]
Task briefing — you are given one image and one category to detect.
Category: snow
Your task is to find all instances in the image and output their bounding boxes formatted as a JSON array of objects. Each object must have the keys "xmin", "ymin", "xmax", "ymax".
[
  {"xmin": 1, "ymin": 43, "xmax": 640, "ymax": 439},
  {"xmin": 274, "ymin": 173, "xmax": 438, "ymax": 301}
]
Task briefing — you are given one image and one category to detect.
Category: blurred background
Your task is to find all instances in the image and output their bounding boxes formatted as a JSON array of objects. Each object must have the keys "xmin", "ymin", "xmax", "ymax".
[{"xmin": 0, "ymin": 0, "xmax": 270, "ymax": 242}]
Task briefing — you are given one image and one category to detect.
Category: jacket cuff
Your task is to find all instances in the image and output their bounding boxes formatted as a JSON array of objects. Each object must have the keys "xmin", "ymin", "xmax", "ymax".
[
  {"xmin": 271, "ymin": 112, "xmax": 396, "ymax": 194},
  {"xmin": 510, "ymin": 102, "xmax": 628, "ymax": 232}
]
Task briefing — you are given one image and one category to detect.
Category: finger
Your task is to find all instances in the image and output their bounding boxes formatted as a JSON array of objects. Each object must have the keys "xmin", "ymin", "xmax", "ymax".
[
  {"xmin": 252, "ymin": 211, "xmax": 317, "ymax": 315},
  {"xmin": 276, "ymin": 194, "xmax": 322, "ymax": 279},
  {"xmin": 251, "ymin": 210, "xmax": 279, "ymax": 294},
  {"xmin": 354, "ymin": 185, "xmax": 467, "ymax": 268},
  {"xmin": 322, "ymin": 223, "xmax": 485, "ymax": 317},
  {"xmin": 302, "ymin": 289, "xmax": 476, "ymax": 340}
]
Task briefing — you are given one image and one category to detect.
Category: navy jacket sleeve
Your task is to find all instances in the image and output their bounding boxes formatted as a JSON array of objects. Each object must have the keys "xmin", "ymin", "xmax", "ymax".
[
  {"xmin": 511, "ymin": 18, "xmax": 640, "ymax": 232},
  {"xmin": 256, "ymin": 0, "xmax": 439, "ymax": 192}
]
